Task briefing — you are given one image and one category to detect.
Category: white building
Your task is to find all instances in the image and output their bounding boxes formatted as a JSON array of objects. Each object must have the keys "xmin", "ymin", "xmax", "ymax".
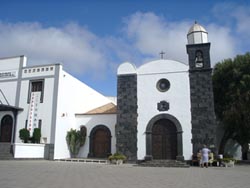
[
  {"xmin": 0, "ymin": 55, "xmax": 115, "ymax": 159},
  {"xmin": 2, "ymin": 22, "xmax": 238, "ymax": 162},
  {"xmin": 115, "ymin": 22, "xmax": 218, "ymax": 162}
]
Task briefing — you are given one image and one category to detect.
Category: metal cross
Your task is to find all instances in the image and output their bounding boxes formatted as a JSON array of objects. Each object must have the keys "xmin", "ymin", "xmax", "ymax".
[{"xmin": 160, "ymin": 51, "xmax": 165, "ymax": 59}]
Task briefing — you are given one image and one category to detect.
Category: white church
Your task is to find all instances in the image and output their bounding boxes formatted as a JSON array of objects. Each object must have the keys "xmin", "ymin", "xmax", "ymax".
[{"xmin": 0, "ymin": 22, "xmax": 240, "ymax": 161}]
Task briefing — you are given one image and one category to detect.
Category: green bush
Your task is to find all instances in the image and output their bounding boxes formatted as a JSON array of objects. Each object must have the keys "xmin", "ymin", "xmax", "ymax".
[
  {"xmin": 19, "ymin": 128, "xmax": 30, "ymax": 143},
  {"xmin": 108, "ymin": 153, "xmax": 126, "ymax": 161},
  {"xmin": 66, "ymin": 128, "xmax": 86, "ymax": 158},
  {"xmin": 32, "ymin": 128, "xmax": 41, "ymax": 143},
  {"xmin": 222, "ymin": 158, "xmax": 236, "ymax": 163}
]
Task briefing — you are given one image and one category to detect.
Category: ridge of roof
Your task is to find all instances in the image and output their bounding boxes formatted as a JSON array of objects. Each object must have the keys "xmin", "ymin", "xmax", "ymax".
[{"xmin": 76, "ymin": 102, "xmax": 117, "ymax": 115}]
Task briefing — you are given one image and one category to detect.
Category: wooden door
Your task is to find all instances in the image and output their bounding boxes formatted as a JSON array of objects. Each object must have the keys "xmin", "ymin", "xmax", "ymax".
[
  {"xmin": 152, "ymin": 119, "xmax": 177, "ymax": 159},
  {"xmin": 0, "ymin": 115, "xmax": 13, "ymax": 142},
  {"xmin": 93, "ymin": 129, "xmax": 110, "ymax": 158}
]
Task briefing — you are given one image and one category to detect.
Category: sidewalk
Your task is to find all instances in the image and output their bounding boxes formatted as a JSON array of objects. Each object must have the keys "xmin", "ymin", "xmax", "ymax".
[{"xmin": 0, "ymin": 160, "xmax": 250, "ymax": 188}]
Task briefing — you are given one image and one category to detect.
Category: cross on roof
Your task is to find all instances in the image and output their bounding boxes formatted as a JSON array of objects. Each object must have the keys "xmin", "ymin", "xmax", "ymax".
[{"xmin": 159, "ymin": 51, "xmax": 165, "ymax": 59}]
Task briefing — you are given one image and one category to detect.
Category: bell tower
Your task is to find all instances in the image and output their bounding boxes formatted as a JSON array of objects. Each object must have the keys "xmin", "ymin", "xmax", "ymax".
[{"xmin": 186, "ymin": 22, "xmax": 217, "ymax": 153}]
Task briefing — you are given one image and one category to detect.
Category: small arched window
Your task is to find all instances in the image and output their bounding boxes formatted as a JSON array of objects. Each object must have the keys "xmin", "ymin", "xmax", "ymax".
[
  {"xmin": 80, "ymin": 126, "xmax": 87, "ymax": 137},
  {"xmin": 195, "ymin": 50, "xmax": 204, "ymax": 68}
]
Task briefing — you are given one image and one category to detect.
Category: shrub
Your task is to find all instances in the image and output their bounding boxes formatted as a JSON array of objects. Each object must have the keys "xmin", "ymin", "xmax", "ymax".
[
  {"xmin": 32, "ymin": 128, "xmax": 41, "ymax": 143},
  {"xmin": 108, "ymin": 153, "xmax": 127, "ymax": 161},
  {"xmin": 19, "ymin": 128, "xmax": 30, "ymax": 143},
  {"xmin": 222, "ymin": 158, "xmax": 236, "ymax": 163},
  {"xmin": 66, "ymin": 128, "xmax": 86, "ymax": 158}
]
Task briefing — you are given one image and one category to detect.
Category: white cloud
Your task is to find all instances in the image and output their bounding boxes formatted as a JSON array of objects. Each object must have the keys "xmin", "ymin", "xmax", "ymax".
[
  {"xmin": 0, "ymin": 22, "xmax": 109, "ymax": 77},
  {"xmin": 123, "ymin": 12, "xmax": 189, "ymax": 64},
  {"xmin": 208, "ymin": 24, "xmax": 237, "ymax": 65},
  {"xmin": 212, "ymin": 2, "xmax": 250, "ymax": 53},
  {"xmin": 123, "ymin": 12, "xmax": 239, "ymax": 66},
  {"xmin": 212, "ymin": 2, "xmax": 250, "ymax": 38},
  {"xmin": 231, "ymin": 7, "xmax": 250, "ymax": 38},
  {"xmin": 0, "ymin": 8, "xmax": 248, "ymax": 79}
]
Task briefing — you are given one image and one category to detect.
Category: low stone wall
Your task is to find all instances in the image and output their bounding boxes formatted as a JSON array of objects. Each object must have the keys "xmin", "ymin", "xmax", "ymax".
[{"xmin": 13, "ymin": 143, "xmax": 45, "ymax": 158}]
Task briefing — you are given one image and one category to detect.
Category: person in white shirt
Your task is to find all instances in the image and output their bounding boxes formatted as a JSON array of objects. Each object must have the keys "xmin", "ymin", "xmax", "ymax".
[{"xmin": 201, "ymin": 145, "xmax": 211, "ymax": 168}]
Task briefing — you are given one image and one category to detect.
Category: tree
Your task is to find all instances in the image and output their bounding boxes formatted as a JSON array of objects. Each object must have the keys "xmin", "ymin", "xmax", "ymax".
[
  {"xmin": 213, "ymin": 52, "xmax": 250, "ymax": 159},
  {"xmin": 66, "ymin": 128, "xmax": 86, "ymax": 158}
]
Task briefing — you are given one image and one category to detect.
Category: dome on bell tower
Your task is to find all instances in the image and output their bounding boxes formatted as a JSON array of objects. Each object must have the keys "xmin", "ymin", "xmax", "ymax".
[{"xmin": 187, "ymin": 22, "xmax": 208, "ymax": 44}]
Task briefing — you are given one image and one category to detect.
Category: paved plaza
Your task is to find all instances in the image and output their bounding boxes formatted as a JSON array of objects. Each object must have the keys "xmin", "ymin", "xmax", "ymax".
[{"xmin": 0, "ymin": 160, "xmax": 250, "ymax": 188}]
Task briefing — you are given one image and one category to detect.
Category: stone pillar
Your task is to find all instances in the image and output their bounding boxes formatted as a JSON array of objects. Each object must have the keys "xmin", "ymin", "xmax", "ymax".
[
  {"xmin": 44, "ymin": 144, "xmax": 54, "ymax": 160},
  {"xmin": 145, "ymin": 130, "xmax": 153, "ymax": 161},
  {"xmin": 116, "ymin": 74, "xmax": 138, "ymax": 161},
  {"xmin": 176, "ymin": 131, "xmax": 184, "ymax": 161}
]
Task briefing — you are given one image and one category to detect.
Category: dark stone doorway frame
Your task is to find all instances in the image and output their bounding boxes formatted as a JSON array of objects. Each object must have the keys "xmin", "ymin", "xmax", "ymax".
[
  {"xmin": 145, "ymin": 114, "xmax": 184, "ymax": 161},
  {"xmin": 88, "ymin": 125, "xmax": 112, "ymax": 158},
  {"xmin": 0, "ymin": 104, "xmax": 23, "ymax": 144},
  {"xmin": 0, "ymin": 115, "xmax": 13, "ymax": 142}
]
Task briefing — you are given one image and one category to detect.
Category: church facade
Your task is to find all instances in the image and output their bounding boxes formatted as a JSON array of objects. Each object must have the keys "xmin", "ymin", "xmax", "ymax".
[
  {"xmin": 0, "ymin": 22, "xmax": 218, "ymax": 161},
  {"xmin": 116, "ymin": 22, "xmax": 217, "ymax": 161}
]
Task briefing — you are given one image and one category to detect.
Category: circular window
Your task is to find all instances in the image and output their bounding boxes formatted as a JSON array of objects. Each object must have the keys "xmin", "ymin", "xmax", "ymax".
[{"xmin": 157, "ymin": 79, "xmax": 170, "ymax": 92}]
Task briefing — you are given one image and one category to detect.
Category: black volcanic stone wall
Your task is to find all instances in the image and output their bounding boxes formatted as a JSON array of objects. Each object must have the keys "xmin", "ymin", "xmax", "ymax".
[
  {"xmin": 187, "ymin": 43, "xmax": 217, "ymax": 153},
  {"xmin": 116, "ymin": 74, "xmax": 138, "ymax": 161},
  {"xmin": 189, "ymin": 71, "xmax": 217, "ymax": 152}
]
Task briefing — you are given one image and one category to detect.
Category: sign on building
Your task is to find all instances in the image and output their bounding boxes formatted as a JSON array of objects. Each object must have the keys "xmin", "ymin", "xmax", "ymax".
[
  {"xmin": 27, "ymin": 92, "xmax": 41, "ymax": 134},
  {"xmin": 0, "ymin": 70, "xmax": 17, "ymax": 79}
]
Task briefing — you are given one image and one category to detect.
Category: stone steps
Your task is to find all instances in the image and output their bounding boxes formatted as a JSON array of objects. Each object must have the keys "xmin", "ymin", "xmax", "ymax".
[
  {"xmin": 0, "ymin": 143, "xmax": 14, "ymax": 160},
  {"xmin": 57, "ymin": 158, "xmax": 108, "ymax": 164},
  {"xmin": 138, "ymin": 160, "xmax": 190, "ymax": 168}
]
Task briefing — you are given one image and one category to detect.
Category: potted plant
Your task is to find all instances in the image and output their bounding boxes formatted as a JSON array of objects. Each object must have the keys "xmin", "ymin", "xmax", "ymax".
[
  {"xmin": 66, "ymin": 128, "xmax": 86, "ymax": 158},
  {"xmin": 108, "ymin": 153, "xmax": 127, "ymax": 165},
  {"xmin": 19, "ymin": 128, "xmax": 30, "ymax": 143},
  {"xmin": 222, "ymin": 158, "xmax": 236, "ymax": 167}
]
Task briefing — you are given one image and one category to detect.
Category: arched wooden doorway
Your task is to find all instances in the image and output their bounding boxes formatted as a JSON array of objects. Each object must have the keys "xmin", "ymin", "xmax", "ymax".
[
  {"xmin": 145, "ymin": 114, "xmax": 184, "ymax": 161},
  {"xmin": 152, "ymin": 119, "xmax": 177, "ymax": 159},
  {"xmin": 88, "ymin": 125, "xmax": 111, "ymax": 158},
  {"xmin": 0, "ymin": 115, "xmax": 13, "ymax": 142}
]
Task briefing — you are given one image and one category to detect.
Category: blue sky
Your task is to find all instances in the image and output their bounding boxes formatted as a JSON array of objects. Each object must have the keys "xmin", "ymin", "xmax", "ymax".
[{"xmin": 0, "ymin": 0, "xmax": 250, "ymax": 96}]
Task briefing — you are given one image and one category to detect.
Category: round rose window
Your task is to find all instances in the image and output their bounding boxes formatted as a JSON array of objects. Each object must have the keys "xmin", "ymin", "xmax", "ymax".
[{"xmin": 157, "ymin": 79, "xmax": 170, "ymax": 92}]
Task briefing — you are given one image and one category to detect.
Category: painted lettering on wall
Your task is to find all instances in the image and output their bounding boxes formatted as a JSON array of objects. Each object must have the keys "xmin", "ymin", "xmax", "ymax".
[
  {"xmin": 0, "ymin": 70, "xmax": 17, "ymax": 79},
  {"xmin": 27, "ymin": 92, "xmax": 41, "ymax": 134}
]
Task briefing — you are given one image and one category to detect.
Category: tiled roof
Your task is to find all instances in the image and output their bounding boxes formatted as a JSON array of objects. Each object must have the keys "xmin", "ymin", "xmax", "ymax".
[{"xmin": 78, "ymin": 103, "xmax": 117, "ymax": 115}]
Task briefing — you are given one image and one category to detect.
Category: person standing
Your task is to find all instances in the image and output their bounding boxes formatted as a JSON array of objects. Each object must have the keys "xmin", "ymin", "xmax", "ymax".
[
  {"xmin": 201, "ymin": 145, "xmax": 211, "ymax": 168},
  {"xmin": 197, "ymin": 150, "xmax": 202, "ymax": 167},
  {"xmin": 218, "ymin": 154, "xmax": 223, "ymax": 167}
]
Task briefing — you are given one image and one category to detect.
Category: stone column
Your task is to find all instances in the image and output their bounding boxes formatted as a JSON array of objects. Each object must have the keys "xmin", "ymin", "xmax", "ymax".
[{"xmin": 116, "ymin": 74, "xmax": 138, "ymax": 161}]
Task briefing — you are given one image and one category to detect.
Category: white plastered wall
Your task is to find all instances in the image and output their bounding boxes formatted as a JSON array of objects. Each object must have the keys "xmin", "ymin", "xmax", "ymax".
[
  {"xmin": 54, "ymin": 69, "xmax": 114, "ymax": 159},
  {"xmin": 16, "ymin": 75, "xmax": 56, "ymax": 144},
  {"xmin": 0, "ymin": 82, "xmax": 17, "ymax": 105},
  {"xmin": 75, "ymin": 114, "xmax": 117, "ymax": 158},
  {"xmin": 0, "ymin": 56, "xmax": 25, "ymax": 106},
  {"xmin": 136, "ymin": 60, "xmax": 193, "ymax": 160}
]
